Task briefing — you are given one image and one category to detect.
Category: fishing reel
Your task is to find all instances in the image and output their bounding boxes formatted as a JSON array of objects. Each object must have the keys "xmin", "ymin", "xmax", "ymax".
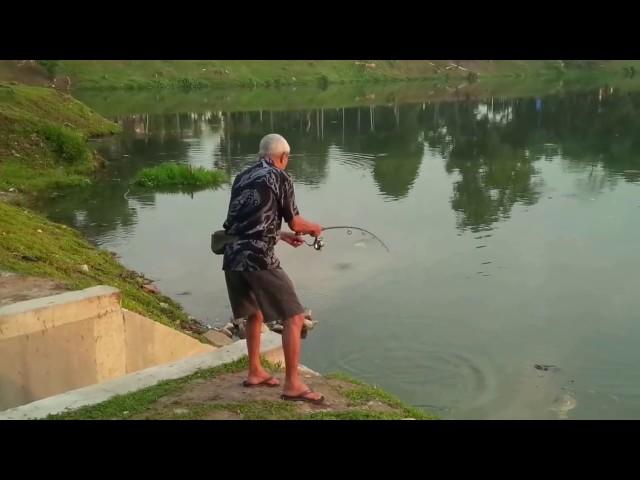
[
  {"xmin": 312, "ymin": 236, "xmax": 325, "ymax": 251},
  {"xmin": 303, "ymin": 235, "xmax": 325, "ymax": 251}
]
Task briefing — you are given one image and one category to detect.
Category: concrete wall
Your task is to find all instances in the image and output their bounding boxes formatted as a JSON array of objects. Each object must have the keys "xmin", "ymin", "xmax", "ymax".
[
  {"xmin": 0, "ymin": 286, "xmax": 124, "ymax": 410},
  {"xmin": 123, "ymin": 309, "xmax": 212, "ymax": 373},
  {"xmin": 0, "ymin": 286, "xmax": 213, "ymax": 411}
]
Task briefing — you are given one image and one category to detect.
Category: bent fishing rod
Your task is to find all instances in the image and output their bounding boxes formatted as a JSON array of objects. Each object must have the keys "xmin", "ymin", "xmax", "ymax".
[{"xmin": 302, "ymin": 226, "xmax": 390, "ymax": 253}]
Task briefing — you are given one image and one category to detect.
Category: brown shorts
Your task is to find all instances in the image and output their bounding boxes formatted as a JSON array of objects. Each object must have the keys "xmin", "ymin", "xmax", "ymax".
[{"xmin": 224, "ymin": 268, "xmax": 305, "ymax": 323}]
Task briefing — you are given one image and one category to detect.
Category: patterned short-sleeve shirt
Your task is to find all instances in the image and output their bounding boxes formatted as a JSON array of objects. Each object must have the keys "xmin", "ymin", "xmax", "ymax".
[{"xmin": 222, "ymin": 158, "xmax": 299, "ymax": 271}]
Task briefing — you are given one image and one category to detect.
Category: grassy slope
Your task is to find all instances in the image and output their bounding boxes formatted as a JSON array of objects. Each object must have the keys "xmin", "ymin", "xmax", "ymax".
[
  {"xmin": 0, "ymin": 201, "xmax": 190, "ymax": 329},
  {"xmin": 0, "ymin": 82, "xmax": 120, "ymax": 193}
]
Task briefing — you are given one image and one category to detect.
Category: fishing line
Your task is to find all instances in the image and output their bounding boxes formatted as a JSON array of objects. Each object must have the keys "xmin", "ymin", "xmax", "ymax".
[{"xmin": 304, "ymin": 225, "xmax": 390, "ymax": 253}]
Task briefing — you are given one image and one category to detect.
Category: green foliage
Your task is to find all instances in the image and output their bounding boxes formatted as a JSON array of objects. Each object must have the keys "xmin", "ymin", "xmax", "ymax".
[
  {"xmin": 134, "ymin": 163, "xmax": 228, "ymax": 190},
  {"xmin": 37, "ymin": 60, "xmax": 60, "ymax": 79},
  {"xmin": 38, "ymin": 124, "xmax": 90, "ymax": 165}
]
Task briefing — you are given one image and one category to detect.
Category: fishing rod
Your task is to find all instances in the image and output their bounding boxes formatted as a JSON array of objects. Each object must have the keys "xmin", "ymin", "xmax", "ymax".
[{"xmin": 304, "ymin": 226, "xmax": 390, "ymax": 253}]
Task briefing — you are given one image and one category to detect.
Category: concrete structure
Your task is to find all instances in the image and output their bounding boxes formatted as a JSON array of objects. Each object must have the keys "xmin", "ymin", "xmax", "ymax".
[
  {"xmin": 0, "ymin": 286, "xmax": 214, "ymax": 411},
  {"xmin": 0, "ymin": 331, "xmax": 285, "ymax": 420}
]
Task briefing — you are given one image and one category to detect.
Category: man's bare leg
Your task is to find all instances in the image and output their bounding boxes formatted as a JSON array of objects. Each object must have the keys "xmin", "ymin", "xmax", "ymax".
[
  {"xmin": 282, "ymin": 312, "xmax": 323, "ymax": 400},
  {"xmin": 245, "ymin": 310, "xmax": 279, "ymax": 386}
]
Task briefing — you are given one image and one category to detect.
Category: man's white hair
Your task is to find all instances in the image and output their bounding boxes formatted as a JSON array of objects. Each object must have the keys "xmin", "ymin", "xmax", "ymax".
[{"xmin": 259, "ymin": 133, "xmax": 290, "ymax": 158}]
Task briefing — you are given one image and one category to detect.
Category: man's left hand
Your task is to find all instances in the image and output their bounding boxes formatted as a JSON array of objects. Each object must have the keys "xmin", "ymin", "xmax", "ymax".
[{"xmin": 280, "ymin": 231, "xmax": 304, "ymax": 248}]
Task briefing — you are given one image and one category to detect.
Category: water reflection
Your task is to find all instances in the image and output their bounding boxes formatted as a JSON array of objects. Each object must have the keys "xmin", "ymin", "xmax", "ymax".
[
  {"xmin": 41, "ymin": 88, "xmax": 640, "ymax": 240},
  {"xmin": 343, "ymin": 105, "xmax": 425, "ymax": 200},
  {"xmin": 215, "ymin": 110, "xmax": 331, "ymax": 186},
  {"xmin": 421, "ymin": 99, "xmax": 542, "ymax": 231}
]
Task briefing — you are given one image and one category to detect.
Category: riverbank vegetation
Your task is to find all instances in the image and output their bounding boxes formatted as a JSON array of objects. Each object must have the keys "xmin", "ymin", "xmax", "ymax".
[
  {"xmin": 133, "ymin": 163, "xmax": 228, "ymax": 191},
  {"xmin": 0, "ymin": 82, "xmax": 120, "ymax": 193},
  {"xmin": 8, "ymin": 60, "xmax": 640, "ymax": 92}
]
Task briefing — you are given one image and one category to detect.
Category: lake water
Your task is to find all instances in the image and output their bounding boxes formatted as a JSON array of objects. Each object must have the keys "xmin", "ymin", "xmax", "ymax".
[{"xmin": 41, "ymin": 84, "xmax": 640, "ymax": 419}]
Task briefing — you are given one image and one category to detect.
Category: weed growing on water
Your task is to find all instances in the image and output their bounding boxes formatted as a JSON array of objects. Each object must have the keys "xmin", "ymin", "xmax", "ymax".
[{"xmin": 133, "ymin": 162, "xmax": 228, "ymax": 190}]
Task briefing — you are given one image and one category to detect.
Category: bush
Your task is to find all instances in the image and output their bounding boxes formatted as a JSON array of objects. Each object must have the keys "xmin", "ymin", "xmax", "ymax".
[
  {"xmin": 37, "ymin": 60, "xmax": 60, "ymax": 79},
  {"xmin": 176, "ymin": 78, "xmax": 208, "ymax": 90},
  {"xmin": 317, "ymin": 74, "xmax": 330, "ymax": 90},
  {"xmin": 134, "ymin": 163, "xmax": 228, "ymax": 190},
  {"xmin": 38, "ymin": 124, "xmax": 91, "ymax": 165}
]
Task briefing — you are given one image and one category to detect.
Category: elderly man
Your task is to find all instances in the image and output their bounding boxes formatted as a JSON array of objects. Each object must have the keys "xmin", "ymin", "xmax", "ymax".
[{"xmin": 222, "ymin": 133, "xmax": 325, "ymax": 404}]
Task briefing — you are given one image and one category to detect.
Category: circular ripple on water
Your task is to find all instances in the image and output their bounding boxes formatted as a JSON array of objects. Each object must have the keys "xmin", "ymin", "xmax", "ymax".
[{"xmin": 333, "ymin": 339, "xmax": 498, "ymax": 412}]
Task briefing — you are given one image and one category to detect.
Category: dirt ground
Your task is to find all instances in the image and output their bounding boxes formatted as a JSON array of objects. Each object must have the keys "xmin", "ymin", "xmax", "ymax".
[
  {"xmin": 0, "ymin": 271, "xmax": 68, "ymax": 306},
  {"xmin": 131, "ymin": 370, "xmax": 415, "ymax": 420},
  {"xmin": 0, "ymin": 61, "xmax": 50, "ymax": 87}
]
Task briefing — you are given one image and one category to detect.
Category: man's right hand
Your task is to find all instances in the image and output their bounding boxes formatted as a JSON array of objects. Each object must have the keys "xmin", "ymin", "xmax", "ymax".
[{"xmin": 308, "ymin": 223, "xmax": 323, "ymax": 238}]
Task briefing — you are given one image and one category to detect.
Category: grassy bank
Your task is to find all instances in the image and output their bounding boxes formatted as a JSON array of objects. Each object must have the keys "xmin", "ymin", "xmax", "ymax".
[
  {"xmin": 48, "ymin": 356, "xmax": 435, "ymax": 420},
  {"xmin": 0, "ymin": 82, "xmax": 120, "ymax": 193},
  {"xmin": 3, "ymin": 61, "xmax": 640, "ymax": 94},
  {"xmin": 53, "ymin": 60, "xmax": 473, "ymax": 90},
  {"xmin": 0, "ymin": 201, "xmax": 191, "ymax": 329},
  {"xmin": 42, "ymin": 60, "xmax": 640, "ymax": 92}
]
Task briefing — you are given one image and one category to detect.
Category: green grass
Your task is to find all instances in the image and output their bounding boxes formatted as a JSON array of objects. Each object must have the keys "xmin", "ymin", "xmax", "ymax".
[
  {"xmin": 161, "ymin": 401, "xmax": 425, "ymax": 420},
  {"xmin": 38, "ymin": 124, "xmax": 91, "ymax": 165},
  {"xmin": 325, "ymin": 373, "xmax": 436, "ymax": 420},
  {"xmin": 3, "ymin": 61, "xmax": 640, "ymax": 94},
  {"xmin": 0, "ymin": 201, "xmax": 190, "ymax": 329},
  {"xmin": 0, "ymin": 161, "xmax": 92, "ymax": 192},
  {"xmin": 54, "ymin": 60, "xmax": 450, "ymax": 91},
  {"xmin": 0, "ymin": 82, "xmax": 120, "ymax": 193},
  {"xmin": 304, "ymin": 410, "xmax": 419, "ymax": 420},
  {"xmin": 162, "ymin": 400, "xmax": 300, "ymax": 420},
  {"xmin": 49, "ymin": 60, "xmax": 640, "ymax": 92},
  {"xmin": 0, "ymin": 83, "xmax": 119, "ymax": 134},
  {"xmin": 133, "ymin": 163, "xmax": 228, "ymax": 191},
  {"xmin": 158, "ymin": 400, "xmax": 424, "ymax": 420}
]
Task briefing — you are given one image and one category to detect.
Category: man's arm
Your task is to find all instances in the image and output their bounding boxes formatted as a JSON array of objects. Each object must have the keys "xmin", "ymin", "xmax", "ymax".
[
  {"xmin": 288, "ymin": 215, "xmax": 322, "ymax": 237},
  {"xmin": 279, "ymin": 173, "xmax": 323, "ymax": 237}
]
